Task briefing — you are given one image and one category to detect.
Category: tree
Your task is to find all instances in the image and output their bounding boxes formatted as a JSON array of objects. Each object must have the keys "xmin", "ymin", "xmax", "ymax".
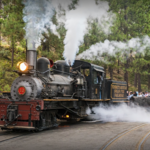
[
  {"xmin": 40, "ymin": 28, "xmax": 65, "ymax": 61},
  {"xmin": 104, "ymin": 0, "xmax": 150, "ymax": 90},
  {"xmin": 0, "ymin": 0, "xmax": 25, "ymax": 67},
  {"xmin": 0, "ymin": 0, "xmax": 26, "ymax": 92},
  {"xmin": 0, "ymin": 0, "xmax": 2, "ymax": 48}
]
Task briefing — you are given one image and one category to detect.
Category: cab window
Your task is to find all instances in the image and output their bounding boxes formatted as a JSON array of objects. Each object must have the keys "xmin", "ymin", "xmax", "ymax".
[
  {"xmin": 93, "ymin": 70, "xmax": 103, "ymax": 84},
  {"xmin": 93, "ymin": 71, "xmax": 98, "ymax": 84}
]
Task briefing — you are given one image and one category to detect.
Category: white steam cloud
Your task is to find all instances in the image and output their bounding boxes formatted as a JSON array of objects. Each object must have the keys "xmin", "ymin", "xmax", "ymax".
[
  {"xmin": 63, "ymin": 0, "xmax": 114, "ymax": 65},
  {"xmin": 87, "ymin": 103, "xmax": 150, "ymax": 123},
  {"xmin": 22, "ymin": 0, "xmax": 59, "ymax": 50},
  {"xmin": 77, "ymin": 35, "xmax": 150, "ymax": 60},
  {"xmin": 22, "ymin": 0, "xmax": 115, "ymax": 64},
  {"xmin": 52, "ymin": 0, "xmax": 115, "ymax": 65}
]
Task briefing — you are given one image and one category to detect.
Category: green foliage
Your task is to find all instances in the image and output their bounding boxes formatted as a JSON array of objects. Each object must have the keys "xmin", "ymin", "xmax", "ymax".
[
  {"xmin": 78, "ymin": 0, "xmax": 150, "ymax": 91},
  {"xmin": 0, "ymin": 0, "xmax": 26, "ymax": 92},
  {"xmin": 79, "ymin": 19, "xmax": 108, "ymax": 54},
  {"xmin": 1, "ymin": 0, "xmax": 25, "ymax": 39},
  {"xmin": 38, "ymin": 28, "xmax": 65, "ymax": 62},
  {"xmin": 3, "ymin": 84, "xmax": 11, "ymax": 92},
  {"xmin": 0, "ymin": 0, "xmax": 25, "ymax": 67},
  {"xmin": 0, "ymin": 42, "xmax": 26, "ymax": 92},
  {"xmin": 0, "ymin": 0, "xmax": 150, "ymax": 92},
  {"xmin": 68, "ymin": 0, "xmax": 79, "ymax": 10}
]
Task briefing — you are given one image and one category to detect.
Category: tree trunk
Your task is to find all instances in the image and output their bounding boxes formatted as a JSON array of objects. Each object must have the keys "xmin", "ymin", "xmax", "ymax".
[
  {"xmin": 124, "ymin": 59, "xmax": 129, "ymax": 91},
  {"xmin": 109, "ymin": 67, "xmax": 113, "ymax": 80},
  {"xmin": 148, "ymin": 75, "xmax": 150, "ymax": 91},
  {"xmin": 0, "ymin": 0, "xmax": 2, "ymax": 48},
  {"xmin": 104, "ymin": 66, "xmax": 106, "ymax": 78},
  {"xmin": 138, "ymin": 73, "xmax": 141, "ymax": 92},
  {"xmin": 134, "ymin": 73, "xmax": 137, "ymax": 88},
  {"xmin": 123, "ymin": 2, "xmax": 129, "ymax": 91},
  {"xmin": 26, "ymin": 40, "xmax": 27, "ymax": 62},
  {"xmin": 148, "ymin": 64, "xmax": 150, "ymax": 91},
  {"xmin": 124, "ymin": 71, "xmax": 128, "ymax": 90},
  {"xmin": 118, "ymin": 60, "xmax": 119, "ymax": 74},
  {"xmin": 11, "ymin": 36, "xmax": 14, "ymax": 67},
  {"xmin": 0, "ymin": 0, "xmax": 1, "ymax": 12}
]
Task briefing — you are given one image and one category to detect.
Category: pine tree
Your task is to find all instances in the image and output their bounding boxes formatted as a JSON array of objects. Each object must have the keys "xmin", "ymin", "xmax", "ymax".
[
  {"xmin": 0, "ymin": 0, "xmax": 26, "ymax": 92},
  {"xmin": 0, "ymin": 0, "xmax": 25, "ymax": 67},
  {"xmin": 104, "ymin": 0, "xmax": 150, "ymax": 91},
  {"xmin": 0, "ymin": 0, "xmax": 2, "ymax": 48}
]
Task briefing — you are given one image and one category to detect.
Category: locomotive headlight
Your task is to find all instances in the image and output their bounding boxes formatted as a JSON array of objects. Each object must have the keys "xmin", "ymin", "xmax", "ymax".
[
  {"xmin": 17, "ymin": 62, "xmax": 28, "ymax": 72},
  {"xmin": 20, "ymin": 63, "xmax": 27, "ymax": 71}
]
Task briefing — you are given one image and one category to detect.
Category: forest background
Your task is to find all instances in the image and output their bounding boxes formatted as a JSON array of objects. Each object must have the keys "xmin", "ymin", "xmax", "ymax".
[{"xmin": 0, "ymin": 0, "xmax": 150, "ymax": 93}]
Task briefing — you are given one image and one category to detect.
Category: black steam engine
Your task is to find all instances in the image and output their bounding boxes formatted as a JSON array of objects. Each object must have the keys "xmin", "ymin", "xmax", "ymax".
[{"xmin": 0, "ymin": 50, "xmax": 127, "ymax": 131}]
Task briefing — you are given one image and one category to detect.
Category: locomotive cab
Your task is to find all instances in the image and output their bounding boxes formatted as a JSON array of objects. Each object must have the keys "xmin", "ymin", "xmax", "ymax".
[{"xmin": 71, "ymin": 60, "xmax": 105, "ymax": 99}]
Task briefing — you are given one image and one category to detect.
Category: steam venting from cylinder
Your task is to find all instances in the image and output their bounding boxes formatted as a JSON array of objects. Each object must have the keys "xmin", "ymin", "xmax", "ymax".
[
  {"xmin": 48, "ymin": 0, "xmax": 116, "ymax": 66},
  {"xmin": 52, "ymin": 0, "xmax": 115, "ymax": 66}
]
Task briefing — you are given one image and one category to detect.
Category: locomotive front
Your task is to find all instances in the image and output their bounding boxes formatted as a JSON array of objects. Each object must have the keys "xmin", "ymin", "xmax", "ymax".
[
  {"xmin": 11, "ymin": 52, "xmax": 49, "ymax": 102},
  {"xmin": 0, "ymin": 50, "xmax": 49, "ymax": 130},
  {"xmin": 11, "ymin": 76, "xmax": 43, "ymax": 102}
]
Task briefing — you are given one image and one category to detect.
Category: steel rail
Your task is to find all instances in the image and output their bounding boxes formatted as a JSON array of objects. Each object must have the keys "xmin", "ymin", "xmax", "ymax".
[
  {"xmin": 138, "ymin": 131, "xmax": 150, "ymax": 150},
  {"xmin": 0, "ymin": 132, "xmax": 12, "ymax": 136},
  {"xmin": 100, "ymin": 124, "xmax": 147, "ymax": 150},
  {"xmin": 0, "ymin": 132, "xmax": 32, "ymax": 144}
]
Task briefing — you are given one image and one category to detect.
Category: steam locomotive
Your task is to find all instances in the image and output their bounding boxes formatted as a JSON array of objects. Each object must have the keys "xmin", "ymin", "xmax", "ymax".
[{"xmin": 0, "ymin": 50, "xmax": 127, "ymax": 131}]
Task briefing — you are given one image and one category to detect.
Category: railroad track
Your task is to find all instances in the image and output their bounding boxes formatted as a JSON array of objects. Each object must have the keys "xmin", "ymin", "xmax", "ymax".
[
  {"xmin": 137, "ymin": 131, "xmax": 150, "ymax": 150},
  {"xmin": 0, "ymin": 131, "xmax": 33, "ymax": 144},
  {"xmin": 0, "ymin": 122, "xmax": 70, "ymax": 144},
  {"xmin": 0, "ymin": 132, "xmax": 12, "ymax": 136},
  {"xmin": 100, "ymin": 124, "xmax": 148, "ymax": 150}
]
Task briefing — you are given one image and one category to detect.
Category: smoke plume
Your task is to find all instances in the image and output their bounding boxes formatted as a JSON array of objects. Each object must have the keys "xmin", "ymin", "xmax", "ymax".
[
  {"xmin": 77, "ymin": 35, "xmax": 150, "ymax": 61},
  {"xmin": 22, "ymin": 0, "xmax": 59, "ymax": 50},
  {"xmin": 86, "ymin": 103, "xmax": 150, "ymax": 123},
  {"xmin": 22, "ymin": 0, "xmax": 115, "ymax": 64},
  {"xmin": 52, "ymin": 0, "xmax": 115, "ymax": 65}
]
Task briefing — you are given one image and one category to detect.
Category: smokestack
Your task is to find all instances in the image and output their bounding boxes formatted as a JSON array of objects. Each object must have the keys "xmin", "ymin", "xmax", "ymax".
[
  {"xmin": 26, "ymin": 50, "xmax": 37, "ymax": 71},
  {"xmin": 26, "ymin": 41, "xmax": 37, "ymax": 72}
]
